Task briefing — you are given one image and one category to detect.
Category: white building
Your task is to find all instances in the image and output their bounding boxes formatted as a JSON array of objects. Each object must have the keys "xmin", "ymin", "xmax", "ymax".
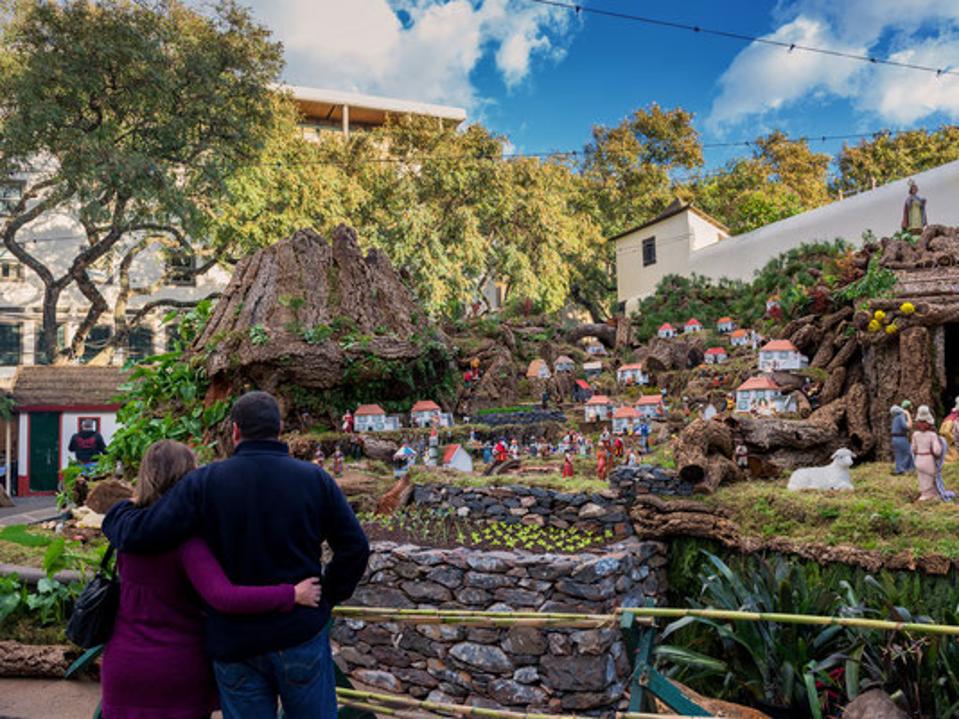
[
  {"xmin": 526, "ymin": 359, "xmax": 551, "ymax": 380},
  {"xmin": 441, "ymin": 444, "xmax": 473, "ymax": 473},
  {"xmin": 613, "ymin": 160, "xmax": 959, "ymax": 311},
  {"xmin": 612, "ymin": 406, "xmax": 640, "ymax": 435},
  {"xmin": 354, "ymin": 404, "xmax": 400, "ymax": 432},
  {"xmin": 617, "ymin": 363, "xmax": 649, "ymax": 386},
  {"xmin": 410, "ymin": 400, "xmax": 452, "ymax": 429},
  {"xmin": 704, "ymin": 347, "xmax": 728, "ymax": 365},
  {"xmin": 736, "ymin": 376, "xmax": 794, "ymax": 413},
  {"xmin": 584, "ymin": 395, "xmax": 614, "ymax": 422},
  {"xmin": 729, "ymin": 329, "xmax": 750, "ymax": 347},
  {"xmin": 684, "ymin": 318, "xmax": 703, "ymax": 334},
  {"xmin": 584, "ymin": 341, "xmax": 607, "ymax": 357},
  {"xmin": 716, "ymin": 317, "xmax": 736, "ymax": 333},
  {"xmin": 758, "ymin": 340, "xmax": 808, "ymax": 371},
  {"xmin": 658, "ymin": 323, "xmax": 676, "ymax": 339},
  {"xmin": 554, "ymin": 355, "xmax": 575, "ymax": 373},
  {"xmin": 636, "ymin": 395, "xmax": 666, "ymax": 419},
  {"xmin": 583, "ymin": 360, "xmax": 603, "ymax": 378}
]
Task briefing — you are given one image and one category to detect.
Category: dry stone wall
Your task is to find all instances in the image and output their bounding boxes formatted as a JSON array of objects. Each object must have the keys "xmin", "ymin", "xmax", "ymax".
[{"xmin": 332, "ymin": 539, "xmax": 667, "ymax": 713}]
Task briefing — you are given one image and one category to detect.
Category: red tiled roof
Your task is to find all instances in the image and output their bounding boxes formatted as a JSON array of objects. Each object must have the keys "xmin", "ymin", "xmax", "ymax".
[
  {"xmin": 704, "ymin": 347, "xmax": 727, "ymax": 356},
  {"xmin": 717, "ymin": 316, "xmax": 733, "ymax": 323},
  {"xmin": 411, "ymin": 400, "xmax": 441, "ymax": 413},
  {"xmin": 614, "ymin": 406, "xmax": 640, "ymax": 419},
  {"xmin": 555, "ymin": 355, "xmax": 574, "ymax": 364},
  {"xmin": 737, "ymin": 376, "xmax": 781, "ymax": 392},
  {"xmin": 637, "ymin": 395, "xmax": 664, "ymax": 406},
  {"xmin": 618, "ymin": 363, "xmax": 645, "ymax": 371},
  {"xmin": 575, "ymin": 379, "xmax": 591, "ymax": 390},
  {"xmin": 730, "ymin": 329, "xmax": 748, "ymax": 338},
  {"xmin": 685, "ymin": 318, "xmax": 702, "ymax": 326},
  {"xmin": 658, "ymin": 323, "xmax": 674, "ymax": 331},
  {"xmin": 442, "ymin": 444, "xmax": 461, "ymax": 465},
  {"xmin": 355, "ymin": 404, "xmax": 386, "ymax": 416},
  {"xmin": 761, "ymin": 339, "xmax": 798, "ymax": 353},
  {"xmin": 587, "ymin": 395, "xmax": 612, "ymax": 405}
]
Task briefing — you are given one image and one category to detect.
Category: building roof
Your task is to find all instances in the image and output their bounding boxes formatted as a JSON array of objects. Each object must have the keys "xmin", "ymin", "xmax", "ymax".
[
  {"xmin": 442, "ymin": 444, "xmax": 463, "ymax": 464},
  {"xmin": 554, "ymin": 355, "xmax": 575, "ymax": 365},
  {"xmin": 608, "ymin": 198, "xmax": 731, "ymax": 242},
  {"xmin": 614, "ymin": 406, "xmax": 640, "ymax": 419},
  {"xmin": 12, "ymin": 366, "xmax": 127, "ymax": 408},
  {"xmin": 618, "ymin": 363, "xmax": 645, "ymax": 371},
  {"xmin": 411, "ymin": 400, "xmax": 441, "ymax": 413},
  {"xmin": 355, "ymin": 404, "xmax": 386, "ymax": 416},
  {"xmin": 717, "ymin": 316, "xmax": 734, "ymax": 323},
  {"xmin": 284, "ymin": 84, "xmax": 466, "ymax": 126},
  {"xmin": 737, "ymin": 376, "xmax": 781, "ymax": 392},
  {"xmin": 526, "ymin": 358, "xmax": 549, "ymax": 377},
  {"xmin": 658, "ymin": 323, "xmax": 675, "ymax": 331},
  {"xmin": 575, "ymin": 379, "xmax": 592, "ymax": 390},
  {"xmin": 583, "ymin": 360, "xmax": 603, "ymax": 370},
  {"xmin": 760, "ymin": 339, "xmax": 799, "ymax": 353},
  {"xmin": 586, "ymin": 395, "xmax": 613, "ymax": 405},
  {"xmin": 704, "ymin": 347, "xmax": 727, "ymax": 356},
  {"xmin": 685, "ymin": 318, "xmax": 702, "ymax": 327},
  {"xmin": 730, "ymin": 329, "xmax": 748, "ymax": 338},
  {"xmin": 637, "ymin": 395, "xmax": 664, "ymax": 406}
]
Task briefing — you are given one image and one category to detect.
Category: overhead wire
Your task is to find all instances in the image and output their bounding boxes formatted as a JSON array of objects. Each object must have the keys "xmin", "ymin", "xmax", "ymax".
[{"xmin": 526, "ymin": 0, "xmax": 959, "ymax": 78}]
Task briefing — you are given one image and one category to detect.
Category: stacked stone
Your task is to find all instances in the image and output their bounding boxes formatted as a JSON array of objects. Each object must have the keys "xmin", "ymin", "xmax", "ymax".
[
  {"xmin": 412, "ymin": 484, "xmax": 632, "ymax": 536},
  {"xmin": 608, "ymin": 464, "xmax": 693, "ymax": 498},
  {"xmin": 333, "ymin": 540, "xmax": 666, "ymax": 713},
  {"xmin": 476, "ymin": 409, "xmax": 567, "ymax": 426}
]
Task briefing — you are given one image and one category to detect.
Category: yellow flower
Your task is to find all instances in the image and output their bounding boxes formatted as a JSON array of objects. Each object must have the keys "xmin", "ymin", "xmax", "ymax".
[
  {"xmin": 867, "ymin": 319, "xmax": 881, "ymax": 332},
  {"xmin": 886, "ymin": 323, "xmax": 898, "ymax": 334},
  {"xmin": 900, "ymin": 302, "xmax": 916, "ymax": 315},
  {"xmin": 873, "ymin": 310, "xmax": 886, "ymax": 321}
]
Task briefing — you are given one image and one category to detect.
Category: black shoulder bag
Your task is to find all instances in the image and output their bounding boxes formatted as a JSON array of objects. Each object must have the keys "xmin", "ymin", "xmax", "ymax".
[{"xmin": 66, "ymin": 545, "xmax": 120, "ymax": 649}]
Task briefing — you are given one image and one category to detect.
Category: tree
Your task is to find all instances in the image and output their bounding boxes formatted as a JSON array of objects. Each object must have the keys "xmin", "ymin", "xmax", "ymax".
[
  {"xmin": 835, "ymin": 126, "xmax": 959, "ymax": 193},
  {"xmin": 0, "ymin": 0, "xmax": 282, "ymax": 363}
]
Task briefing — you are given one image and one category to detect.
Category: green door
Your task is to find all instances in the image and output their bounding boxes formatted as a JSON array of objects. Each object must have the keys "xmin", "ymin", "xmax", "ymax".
[{"xmin": 29, "ymin": 412, "xmax": 60, "ymax": 492}]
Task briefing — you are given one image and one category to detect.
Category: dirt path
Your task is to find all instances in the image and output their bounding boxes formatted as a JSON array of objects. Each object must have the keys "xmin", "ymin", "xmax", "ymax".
[{"xmin": 0, "ymin": 678, "xmax": 101, "ymax": 719}]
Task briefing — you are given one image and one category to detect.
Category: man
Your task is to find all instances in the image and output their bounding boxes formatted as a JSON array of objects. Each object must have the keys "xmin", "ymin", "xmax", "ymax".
[
  {"xmin": 68, "ymin": 419, "xmax": 107, "ymax": 468},
  {"xmin": 103, "ymin": 392, "xmax": 370, "ymax": 719}
]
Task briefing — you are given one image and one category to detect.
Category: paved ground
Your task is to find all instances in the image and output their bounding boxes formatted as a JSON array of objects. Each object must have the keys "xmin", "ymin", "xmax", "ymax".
[
  {"xmin": 0, "ymin": 496, "xmax": 62, "ymax": 527},
  {"xmin": 0, "ymin": 678, "xmax": 101, "ymax": 719}
]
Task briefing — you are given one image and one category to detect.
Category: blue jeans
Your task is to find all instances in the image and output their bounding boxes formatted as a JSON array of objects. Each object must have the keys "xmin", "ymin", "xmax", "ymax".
[{"xmin": 213, "ymin": 628, "xmax": 336, "ymax": 719}]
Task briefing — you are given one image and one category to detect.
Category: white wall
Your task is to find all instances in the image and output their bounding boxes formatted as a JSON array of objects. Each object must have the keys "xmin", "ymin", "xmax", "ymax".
[
  {"xmin": 616, "ymin": 212, "xmax": 693, "ymax": 311},
  {"xmin": 689, "ymin": 160, "xmax": 959, "ymax": 284}
]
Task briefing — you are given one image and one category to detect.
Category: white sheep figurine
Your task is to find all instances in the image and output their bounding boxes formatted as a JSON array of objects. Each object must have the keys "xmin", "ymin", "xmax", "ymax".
[{"xmin": 787, "ymin": 448, "xmax": 855, "ymax": 491}]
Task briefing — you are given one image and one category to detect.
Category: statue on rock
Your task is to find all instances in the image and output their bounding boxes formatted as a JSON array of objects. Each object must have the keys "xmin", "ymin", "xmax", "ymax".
[
  {"xmin": 901, "ymin": 180, "xmax": 927, "ymax": 235},
  {"xmin": 786, "ymin": 448, "xmax": 855, "ymax": 491}
]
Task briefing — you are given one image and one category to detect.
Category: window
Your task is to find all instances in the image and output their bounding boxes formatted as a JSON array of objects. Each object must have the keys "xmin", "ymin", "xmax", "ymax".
[
  {"xmin": 0, "ymin": 323, "xmax": 21, "ymax": 365},
  {"xmin": 642, "ymin": 237, "xmax": 656, "ymax": 267},
  {"xmin": 166, "ymin": 251, "xmax": 196, "ymax": 287},
  {"xmin": 0, "ymin": 261, "xmax": 22, "ymax": 282},
  {"xmin": 34, "ymin": 324, "xmax": 65, "ymax": 365},
  {"xmin": 82, "ymin": 325, "xmax": 112, "ymax": 363},
  {"xmin": 0, "ymin": 181, "xmax": 24, "ymax": 216},
  {"xmin": 128, "ymin": 326, "xmax": 155, "ymax": 362}
]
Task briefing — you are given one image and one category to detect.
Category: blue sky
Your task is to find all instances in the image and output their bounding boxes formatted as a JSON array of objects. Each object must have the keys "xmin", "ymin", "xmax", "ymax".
[{"xmin": 247, "ymin": 1, "xmax": 959, "ymax": 170}]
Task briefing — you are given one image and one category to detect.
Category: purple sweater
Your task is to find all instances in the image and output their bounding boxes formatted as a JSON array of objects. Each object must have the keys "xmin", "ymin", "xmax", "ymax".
[{"xmin": 101, "ymin": 538, "xmax": 294, "ymax": 719}]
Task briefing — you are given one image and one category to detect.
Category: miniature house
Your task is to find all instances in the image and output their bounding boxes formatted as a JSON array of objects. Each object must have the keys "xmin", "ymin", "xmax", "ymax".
[
  {"xmin": 410, "ymin": 400, "xmax": 452, "ymax": 429},
  {"xmin": 684, "ymin": 318, "xmax": 703, "ymax": 334},
  {"xmin": 584, "ymin": 395, "xmax": 614, "ymax": 422},
  {"xmin": 636, "ymin": 395, "xmax": 666, "ymax": 419},
  {"xmin": 704, "ymin": 347, "xmax": 728, "ymax": 365},
  {"xmin": 584, "ymin": 341, "xmax": 608, "ymax": 356},
  {"xmin": 766, "ymin": 295, "xmax": 781, "ymax": 316},
  {"xmin": 729, "ymin": 329, "xmax": 750, "ymax": 347},
  {"xmin": 612, "ymin": 406, "xmax": 640, "ymax": 435},
  {"xmin": 583, "ymin": 360, "xmax": 603, "ymax": 378},
  {"xmin": 442, "ymin": 444, "xmax": 473, "ymax": 473},
  {"xmin": 554, "ymin": 355, "xmax": 575, "ymax": 373},
  {"xmin": 657, "ymin": 323, "xmax": 676, "ymax": 339},
  {"xmin": 526, "ymin": 358, "xmax": 551, "ymax": 380},
  {"xmin": 758, "ymin": 340, "xmax": 808, "ymax": 371},
  {"xmin": 716, "ymin": 317, "xmax": 736, "ymax": 333},
  {"xmin": 735, "ymin": 376, "xmax": 795, "ymax": 413},
  {"xmin": 354, "ymin": 404, "xmax": 401, "ymax": 432},
  {"xmin": 12, "ymin": 366, "xmax": 125, "ymax": 497},
  {"xmin": 573, "ymin": 379, "xmax": 594, "ymax": 403},
  {"xmin": 616, "ymin": 363, "xmax": 649, "ymax": 386}
]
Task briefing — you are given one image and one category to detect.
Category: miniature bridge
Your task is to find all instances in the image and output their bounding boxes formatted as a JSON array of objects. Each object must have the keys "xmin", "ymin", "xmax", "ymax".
[{"xmin": 68, "ymin": 605, "xmax": 959, "ymax": 718}]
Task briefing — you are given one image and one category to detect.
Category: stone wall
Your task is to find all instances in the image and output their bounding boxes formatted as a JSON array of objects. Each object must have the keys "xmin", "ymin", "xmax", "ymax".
[
  {"xmin": 332, "ymin": 539, "xmax": 667, "ymax": 713},
  {"xmin": 412, "ymin": 484, "xmax": 633, "ymax": 536},
  {"xmin": 609, "ymin": 464, "xmax": 694, "ymax": 498},
  {"xmin": 473, "ymin": 409, "xmax": 568, "ymax": 426}
]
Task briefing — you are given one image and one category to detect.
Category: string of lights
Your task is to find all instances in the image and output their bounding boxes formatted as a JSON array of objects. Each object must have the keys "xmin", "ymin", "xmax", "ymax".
[{"xmin": 526, "ymin": 0, "xmax": 959, "ymax": 78}]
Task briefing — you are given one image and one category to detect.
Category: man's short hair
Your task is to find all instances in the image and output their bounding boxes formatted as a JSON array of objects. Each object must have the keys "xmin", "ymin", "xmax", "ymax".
[{"xmin": 231, "ymin": 391, "xmax": 281, "ymax": 441}]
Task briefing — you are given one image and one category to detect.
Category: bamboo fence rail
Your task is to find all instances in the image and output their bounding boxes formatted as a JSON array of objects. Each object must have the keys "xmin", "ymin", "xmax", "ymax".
[
  {"xmin": 335, "ymin": 687, "xmax": 706, "ymax": 719},
  {"xmin": 333, "ymin": 606, "xmax": 627, "ymax": 629}
]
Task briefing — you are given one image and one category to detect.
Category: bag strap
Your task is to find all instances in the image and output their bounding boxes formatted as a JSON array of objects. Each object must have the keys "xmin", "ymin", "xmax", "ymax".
[{"xmin": 99, "ymin": 544, "xmax": 115, "ymax": 572}]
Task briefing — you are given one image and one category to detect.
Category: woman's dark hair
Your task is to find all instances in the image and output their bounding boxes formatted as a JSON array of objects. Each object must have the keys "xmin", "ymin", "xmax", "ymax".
[{"xmin": 231, "ymin": 391, "xmax": 282, "ymax": 440}]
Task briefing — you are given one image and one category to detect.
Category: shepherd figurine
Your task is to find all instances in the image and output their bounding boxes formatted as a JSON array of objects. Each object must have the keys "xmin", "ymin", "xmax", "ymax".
[{"xmin": 902, "ymin": 180, "xmax": 928, "ymax": 235}]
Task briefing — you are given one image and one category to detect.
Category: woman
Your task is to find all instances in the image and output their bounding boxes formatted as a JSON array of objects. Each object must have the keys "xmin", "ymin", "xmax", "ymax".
[
  {"xmin": 940, "ymin": 398, "xmax": 959, "ymax": 461},
  {"xmin": 101, "ymin": 440, "xmax": 322, "ymax": 719},
  {"xmin": 911, "ymin": 405, "xmax": 943, "ymax": 502},
  {"xmin": 562, "ymin": 451, "xmax": 575, "ymax": 478},
  {"xmin": 890, "ymin": 403, "xmax": 915, "ymax": 475}
]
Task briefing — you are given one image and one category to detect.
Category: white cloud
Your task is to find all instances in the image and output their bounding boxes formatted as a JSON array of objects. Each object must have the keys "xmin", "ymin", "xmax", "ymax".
[
  {"xmin": 709, "ymin": 1, "xmax": 959, "ymax": 129},
  {"xmin": 247, "ymin": 0, "xmax": 574, "ymax": 113}
]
